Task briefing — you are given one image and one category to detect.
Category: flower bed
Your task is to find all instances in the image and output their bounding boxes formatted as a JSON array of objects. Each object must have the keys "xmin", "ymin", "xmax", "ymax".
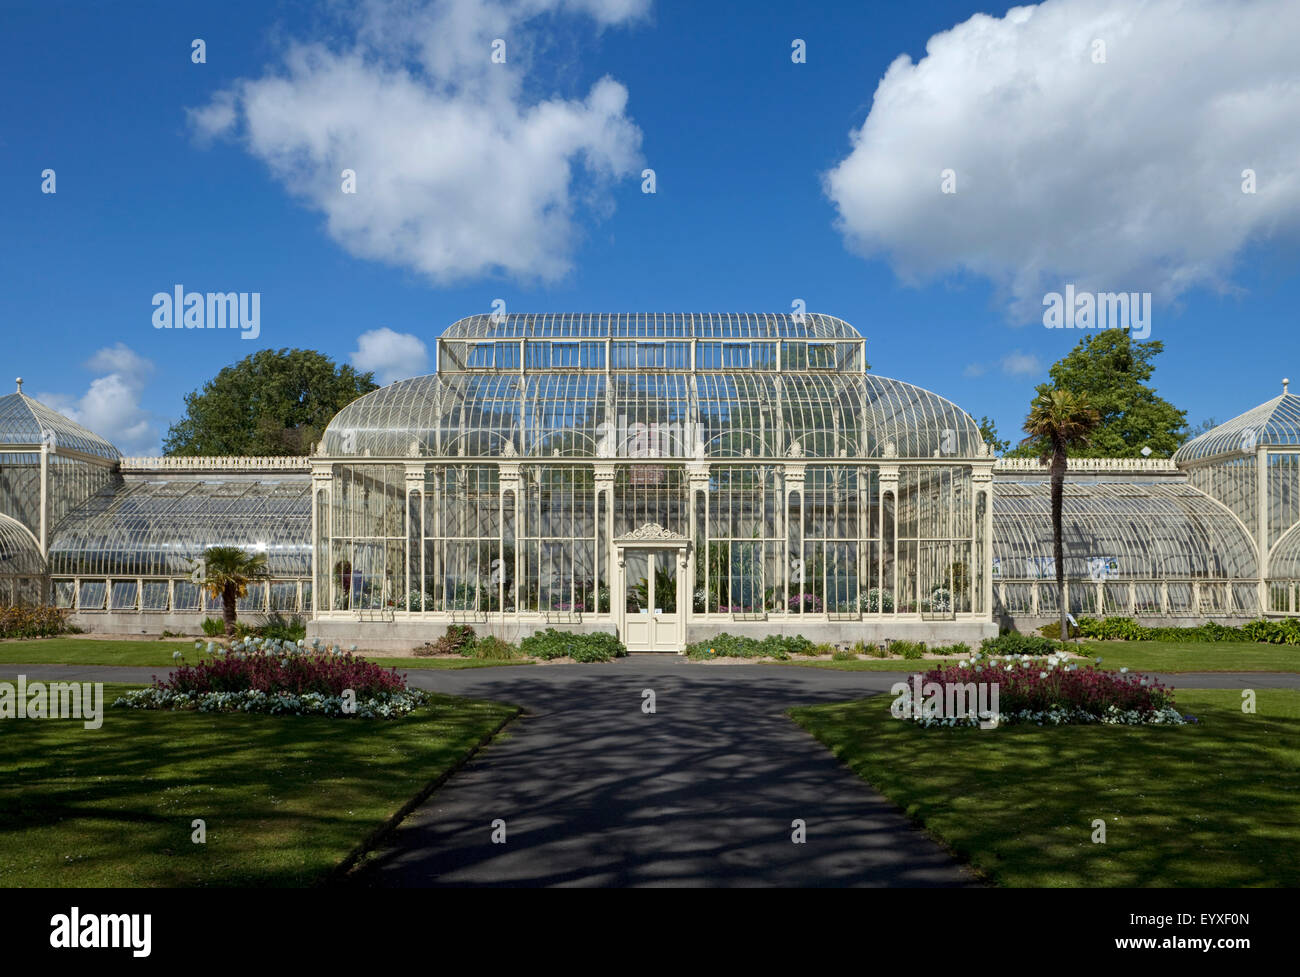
[
  {"xmin": 113, "ymin": 637, "xmax": 421, "ymax": 718},
  {"xmin": 897, "ymin": 652, "xmax": 1186, "ymax": 727},
  {"xmin": 113, "ymin": 686, "xmax": 428, "ymax": 718}
]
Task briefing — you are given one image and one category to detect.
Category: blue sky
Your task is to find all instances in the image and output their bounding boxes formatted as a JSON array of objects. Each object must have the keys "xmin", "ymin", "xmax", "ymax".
[{"xmin": 2, "ymin": 0, "xmax": 1298, "ymax": 454}]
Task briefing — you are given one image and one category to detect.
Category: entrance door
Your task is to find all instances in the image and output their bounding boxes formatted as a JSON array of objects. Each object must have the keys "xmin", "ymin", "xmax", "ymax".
[{"xmin": 621, "ymin": 548, "xmax": 681, "ymax": 651}]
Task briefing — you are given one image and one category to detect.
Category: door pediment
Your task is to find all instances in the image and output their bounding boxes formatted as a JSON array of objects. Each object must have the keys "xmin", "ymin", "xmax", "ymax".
[{"xmin": 615, "ymin": 522, "xmax": 689, "ymax": 546}]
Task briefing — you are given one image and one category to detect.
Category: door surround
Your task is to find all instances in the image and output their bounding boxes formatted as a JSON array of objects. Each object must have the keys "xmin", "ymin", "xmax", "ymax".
[{"xmin": 615, "ymin": 523, "xmax": 690, "ymax": 652}]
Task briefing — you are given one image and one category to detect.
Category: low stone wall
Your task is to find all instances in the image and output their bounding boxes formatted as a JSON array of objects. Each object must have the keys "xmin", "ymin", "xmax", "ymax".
[
  {"xmin": 67, "ymin": 612, "xmax": 205, "ymax": 636},
  {"xmin": 685, "ymin": 618, "xmax": 998, "ymax": 648},
  {"xmin": 308, "ymin": 617, "xmax": 998, "ymax": 653},
  {"xmin": 67, "ymin": 612, "xmax": 1000, "ymax": 652}
]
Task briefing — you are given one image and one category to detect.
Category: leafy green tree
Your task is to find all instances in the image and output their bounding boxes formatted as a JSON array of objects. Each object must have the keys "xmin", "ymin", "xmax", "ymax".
[
  {"xmin": 196, "ymin": 545, "xmax": 270, "ymax": 637},
  {"xmin": 1007, "ymin": 332, "xmax": 1186, "ymax": 458},
  {"xmin": 977, "ymin": 415, "xmax": 1010, "ymax": 455},
  {"xmin": 163, "ymin": 349, "xmax": 377, "ymax": 456},
  {"xmin": 1021, "ymin": 390, "xmax": 1101, "ymax": 642}
]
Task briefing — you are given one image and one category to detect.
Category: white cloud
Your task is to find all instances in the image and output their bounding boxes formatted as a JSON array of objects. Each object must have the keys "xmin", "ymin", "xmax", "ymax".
[
  {"xmin": 36, "ymin": 344, "xmax": 159, "ymax": 455},
  {"xmin": 190, "ymin": 0, "xmax": 645, "ymax": 284},
  {"xmin": 824, "ymin": 0, "xmax": 1300, "ymax": 321},
  {"xmin": 1001, "ymin": 350, "xmax": 1042, "ymax": 377},
  {"xmin": 350, "ymin": 328, "xmax": 430, "ymax": 385},
  {"xmin": 962, "ymin": 362, "xmax": 987, "ymax": 378}
]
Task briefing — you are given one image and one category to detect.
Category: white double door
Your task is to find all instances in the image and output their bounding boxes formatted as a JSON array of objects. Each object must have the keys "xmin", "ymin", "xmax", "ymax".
[{"xmin": 620, "ymin": 547, "xmax": 685, "ymax": 652}]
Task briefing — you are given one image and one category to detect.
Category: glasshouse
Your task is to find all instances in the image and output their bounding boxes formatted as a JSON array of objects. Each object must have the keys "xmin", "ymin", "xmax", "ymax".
[{"xmin": 2, "ymin": 314, "xmax": 1298, "ymax": 650}]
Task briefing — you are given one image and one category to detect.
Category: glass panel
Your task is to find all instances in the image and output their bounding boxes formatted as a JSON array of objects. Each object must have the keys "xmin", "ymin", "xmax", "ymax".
[
  {"xmin": 654, "ymin": 550, "xmax": 677, "ymax": 614},
  {"xmin": 625, "ymin": 551, "xmax": 649, "ymax": 614}
]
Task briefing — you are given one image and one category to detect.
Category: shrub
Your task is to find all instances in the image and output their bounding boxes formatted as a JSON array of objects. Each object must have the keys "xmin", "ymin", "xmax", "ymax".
[
  {"xmin": 470, "ymin": 635, "xmax": 522, "ymax": 660},
  {"xmin": 1065, "ymin": 616, "xmax": 1292, "ymax": 644},
  {"xmin": 0, "ymin": 605, "xmax": 72, "ymax": 639},
  {"xmin": 813, "ymin": 642, "xmax": 838, "ymax": 657},
  {"xmin": 201, "ymin": 617, "xmax": 225, "ymax": 637},
  {"xmin": 1039, "ymin": 620, "xmax": 1082, "ymax": 639},
  {"xmin": 258, "ymin": 613, "xmax": 307, "ymax": 643},
  {"xmin": 981, "ymin": 632, "xmax": 1063, "ymax": 656},
  {"xmin": 521, "ymin": 629, "xmax": 627, "ymax": 663},
  {"xmin": 890, "ymin": 639, "xmax": 927, "ymax": 660},
  {"xmin": 831, "ymin": 646, "xmax": 857, "ymax": 661},
  {"xmin": 684, "ymin": 633, "xmax": 816, "ymax": 660},
  {"xmin": 1242, "ymin": 618, "xmax": 1300, "ymax": 645},
  {"xmin": 932, "ymin": 641, "xmax": 971, "ymax": 658}
]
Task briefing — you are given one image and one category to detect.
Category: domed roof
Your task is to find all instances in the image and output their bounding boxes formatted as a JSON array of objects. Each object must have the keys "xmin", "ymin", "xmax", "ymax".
[
  {"xmin": 0, "ymin": 382, "xmax": 120, "ymax": 461},
  {"xmin": 1174, "ymin": 381, "xmax": 1300, "ymax": 464},
  {"xmin": 321, "ymin": 370, "xmax": 984, "ymax": 460},
  {"xmin": 0, "ymin": 512, "xmax": 44, "ymax": 575}
]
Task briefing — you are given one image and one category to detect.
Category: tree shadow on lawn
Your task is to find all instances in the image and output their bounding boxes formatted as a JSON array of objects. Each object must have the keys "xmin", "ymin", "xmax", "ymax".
[
  {"xmin": 793, "ymin": 689, "xmax": 1300, "ymax": 887},
  {"xmin": 0, "ymin": 689, "xmax": 514, "ymax": 887}
]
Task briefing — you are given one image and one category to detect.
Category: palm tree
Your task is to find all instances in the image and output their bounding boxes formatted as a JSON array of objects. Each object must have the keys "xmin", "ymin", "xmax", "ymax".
[
  {"xmin": 197, "ymin": 545, "xmax": 270, "ymax": 637},
  {"xmin": 1021, "ymin": 390, "xmax": 1101, "ymax": 641}
]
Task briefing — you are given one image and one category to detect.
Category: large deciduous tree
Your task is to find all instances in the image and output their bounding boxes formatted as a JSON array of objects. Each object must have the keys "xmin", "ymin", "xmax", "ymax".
[
  {"xmin": 163, "ymin": 349, "xmax": 377, "ymax": 456},
  {"xmin": 1008, "ymin": 332, "xmax": 1186, "ymax": 458}
]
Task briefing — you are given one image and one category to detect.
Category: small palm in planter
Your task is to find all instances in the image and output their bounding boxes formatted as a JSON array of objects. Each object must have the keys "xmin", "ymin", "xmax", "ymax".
[{"xmin": 196, "ymin": 545, "xmax": 270, "ymax": 638}]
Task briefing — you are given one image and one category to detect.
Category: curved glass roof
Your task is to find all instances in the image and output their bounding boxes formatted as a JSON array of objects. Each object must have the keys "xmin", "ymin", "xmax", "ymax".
[
  {"xmin": 993, "ymin": 480, "xmax": 1257, "ymax": 579},
  {"xmin": 442, "ymin": 312, "xmax": 861, "ymax": 340},
  {"xmin": 0, "ymin": 390, "xmax": 120, "ymax": 461},
  {"xmin": 1270, "ymin": 522, "xmax": 1300, "ymax": 580},
  {"xmin": 0, "ymin": 512, "xmax": 43, "ymax": 576},
  {"xmin": 1174, "ymin": 388, "xmax": 1300, "ymax": 464},
  {"xmin": 321, "ymin": 371, "xmax": 984, "ymax": 460},
  {"xmin": 49, "ymin": 478, "xmax": 311, "ymax": 577}
]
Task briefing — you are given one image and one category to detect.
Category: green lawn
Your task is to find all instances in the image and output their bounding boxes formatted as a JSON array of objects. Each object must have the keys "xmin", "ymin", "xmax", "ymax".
[
  {"xmin": 1074, "ymin": 640, "xmax": 1300, "ymax": 672},
  {"xmin": 0, "ymin": 637, "xmax": 530, "ymax": 670},
  {"xmin": 791, "ymin": 689, "xmax": 1300, "ymax": 887},
  {"xmin": 769, "ymin": 640, "xmax": 1300, "ymax": 673},
  {"xmin": 0, "ymin": 683, "xmax": 518, "ymax": 886}
]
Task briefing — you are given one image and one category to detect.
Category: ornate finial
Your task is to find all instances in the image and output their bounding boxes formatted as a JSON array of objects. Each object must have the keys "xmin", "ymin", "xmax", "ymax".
[
  {"xmin": 1285, "ymin": 378, "xmax": 1291, "ymax": 395},
  {"xmin": 788, "ymin": 440, "xmax": 803, "ymax": 458},
  {"xmin": 500, "ymin": 440, "xmax": 517, "ymax": 458},
  {"xmin": 15, "ymin": 378, "xmax": 22, "ymax": 393}
]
